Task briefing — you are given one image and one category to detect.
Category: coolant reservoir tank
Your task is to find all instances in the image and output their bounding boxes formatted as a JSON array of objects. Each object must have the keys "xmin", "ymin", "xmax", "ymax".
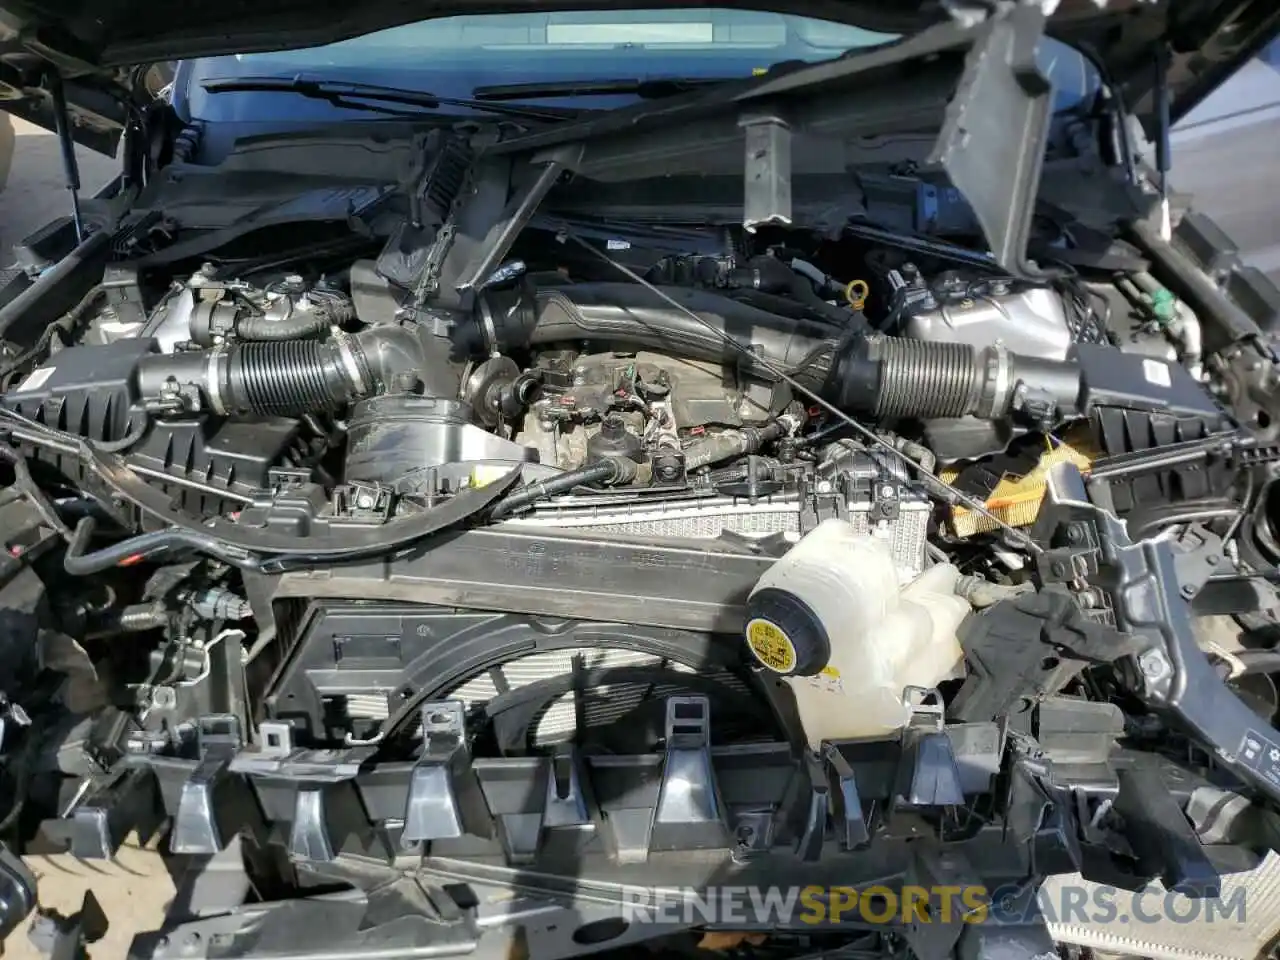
[{"xmin": 742, "ymin": 518, "xmax": 972, "ymax": 746}]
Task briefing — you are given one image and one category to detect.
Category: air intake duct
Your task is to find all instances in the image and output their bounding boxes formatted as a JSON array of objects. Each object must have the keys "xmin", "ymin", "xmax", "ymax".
[
  {"xmin": 136, "ymin": 326, "xmax": 458, "ymax": 419},
  {"xmin": 472, "ymin": 283, "xmax": 846, "ymax": 389},
  {"xmin": 827, "ymin": 335, "xmax": 1084, "ymax": 423}
]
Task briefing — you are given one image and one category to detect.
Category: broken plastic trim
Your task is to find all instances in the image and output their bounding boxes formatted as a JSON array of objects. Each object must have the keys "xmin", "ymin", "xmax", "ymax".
[{"xmin": 927, "ymin": 3, "xmax": 1060, "ymax": 282}]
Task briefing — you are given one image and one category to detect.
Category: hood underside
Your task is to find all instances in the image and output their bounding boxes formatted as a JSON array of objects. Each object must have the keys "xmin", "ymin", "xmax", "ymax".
[{"xmin": 0, "ymin": 0, "xmax": 1275, "ymax": 158}]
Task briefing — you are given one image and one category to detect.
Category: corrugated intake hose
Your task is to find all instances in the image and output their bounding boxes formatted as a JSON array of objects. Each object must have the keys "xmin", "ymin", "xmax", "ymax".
[
  {"xmin": 827, "ymin": 334, "xmax": 1084, "ymax": 422},
  {"xmin": 868, "ymin": 338, "xmax": 984, "ymax": 419},
  {"xmin": 136, "ymin": 325, "xmax": 459, "ymax": 419},
  {"xmin": 473, "ymin": 284, "xmax": 1087, "ymax": 425},
  {"xmin": 229, "ymin": 339, "xmax": 359, "ymax": 416}
]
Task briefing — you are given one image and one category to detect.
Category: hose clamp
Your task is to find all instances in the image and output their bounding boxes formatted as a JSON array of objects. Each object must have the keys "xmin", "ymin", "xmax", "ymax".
[
  {"xmin": 206, "ymin": 346, "xmax": 228, "ymax": 416},
  {"xmin": 478, "ymin": 296, "xmax": 500, "ymax": 359},
  {"xmin": 332, "ymin": 327, "xmax": 368, "ymax": 397},
  {"xmin": 980, "ymin": 344, "xmax": 1012, "ymax": 418}
]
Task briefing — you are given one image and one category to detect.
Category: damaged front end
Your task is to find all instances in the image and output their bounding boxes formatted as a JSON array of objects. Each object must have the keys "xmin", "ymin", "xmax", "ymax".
[{"xmin": 3, "ymin": 2, "xmax": 1280, "ymax": 959}]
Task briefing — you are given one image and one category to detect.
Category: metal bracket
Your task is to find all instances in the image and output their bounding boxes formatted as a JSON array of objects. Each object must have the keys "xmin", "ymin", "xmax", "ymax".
[
  {"xmin": 1169, "ymin": 524, "xmax": 1225, "ymax": 600},
  {"xmin": 739, "ymin": 112, "xmax": 792, "ymax": 233},
  {"xmin": 402, "ymin": 701, "xmax": 494, "ymax": 845},
  {"xmin": 229, "ymin": 721, "xmax": 377, "ymax": 781}
]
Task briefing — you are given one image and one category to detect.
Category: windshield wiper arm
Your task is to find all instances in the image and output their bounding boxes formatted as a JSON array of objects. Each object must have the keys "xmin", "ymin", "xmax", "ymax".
[
  {"xmin": 202, "ymin": 76, "xmax": 586, "ymax": 122},
  {"xmin": 472, "ymin": 76, "xmax": 738, "ymax": 101}
]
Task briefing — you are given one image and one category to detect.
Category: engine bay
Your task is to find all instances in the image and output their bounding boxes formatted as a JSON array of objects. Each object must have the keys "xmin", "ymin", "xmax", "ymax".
[
  {"xmin": 5, "ymin": 30, "xmax": 1280, "ymax": 958},
  {"xmin": 3, "ymin": 216, "xmax": 1235, "ymax": 558}
]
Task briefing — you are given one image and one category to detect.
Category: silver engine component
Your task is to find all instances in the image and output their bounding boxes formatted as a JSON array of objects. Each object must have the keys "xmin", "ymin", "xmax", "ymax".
[
  {"xmin": 508, "ymin": 442, "xmax": 931, "ymax": 582},
  {"xmin": 139, "ymin": 268, "xmax": 353, "ymax": 353},
  {"xmin": 514, "ymin": 351, "xmax": 781, "ymax": 471},
  {"xmin": 905, "ymin": 282, "xmax": 1073, "ymax": 361}
]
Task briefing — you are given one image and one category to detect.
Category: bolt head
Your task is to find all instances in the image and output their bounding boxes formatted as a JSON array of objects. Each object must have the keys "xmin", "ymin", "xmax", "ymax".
[
  {"xmin": 1138, "ymin": 649, "xmax": 1169, "ymax": 681},
  {"xmin": 151, "ymin": 687, "xmax": 176, "ymax": 709}
]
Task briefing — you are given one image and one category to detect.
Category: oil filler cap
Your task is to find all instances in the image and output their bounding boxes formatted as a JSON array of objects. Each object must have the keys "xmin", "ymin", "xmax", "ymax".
[{"xmin": 743, "ymin": 587, "xmax": 830, "ymax": 677}]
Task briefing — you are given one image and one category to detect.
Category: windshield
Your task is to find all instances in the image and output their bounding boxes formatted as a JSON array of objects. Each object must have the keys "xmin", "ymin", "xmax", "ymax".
[{"xmin": 177, "ymin": 9, "xmax": 1098, "ymax": 124}]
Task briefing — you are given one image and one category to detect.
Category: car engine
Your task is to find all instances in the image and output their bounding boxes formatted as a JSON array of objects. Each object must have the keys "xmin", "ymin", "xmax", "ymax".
[{"xmin": 3, "ymin": 109, "xmax": 1280, "ymax": 960}]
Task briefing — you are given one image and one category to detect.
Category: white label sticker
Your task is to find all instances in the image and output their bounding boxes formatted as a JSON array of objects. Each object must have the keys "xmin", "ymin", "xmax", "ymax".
[
  {"xmin": 804, "ymin": 665, "xmax": 844, "ymax": 695},
  {"xmin": 1143, "ymin": 359, "xmax": 1172, "ymax": 388},
  {"xmin": 14, "ymin": 366, "xmax": 54, "ymax": 392}
]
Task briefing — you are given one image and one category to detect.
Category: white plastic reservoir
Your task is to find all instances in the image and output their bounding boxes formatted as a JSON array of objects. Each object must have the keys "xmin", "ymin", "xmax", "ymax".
[{"xmin": 742, "ymin": 518, "xmax": 972, "ymax": 747}]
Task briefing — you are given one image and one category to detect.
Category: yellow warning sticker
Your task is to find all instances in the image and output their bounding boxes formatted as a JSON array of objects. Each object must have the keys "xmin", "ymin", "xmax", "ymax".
[{"xmin": 745, "ymin": 619, "xmax": 797, "ymax": 673}]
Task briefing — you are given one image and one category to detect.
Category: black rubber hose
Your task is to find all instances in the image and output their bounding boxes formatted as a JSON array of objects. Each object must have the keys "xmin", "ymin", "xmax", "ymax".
[
  {"xmin": 683, "ymin": 421, "xmax": 786, "ymax": 471},
  {"xmin": 0, "ymin": 444, "xmax": 71, "ymax": 538},
  {"xmin": 236, "ymin": 291, "xmax": 355, "ymax": 341},
  {"xmin": 727, "ymin": 256, "xmax": 857, "ymax": 326},
  {"xmin": 490, "ymin": 460, "xmax": 619, "ymax": 519},
  {"xmin": 236, "ymin": 309, "xmax": 331, "ymax": 342},
  {"xmin": 64, "ymin": 517, "xmax": 258, "ymax": 576}
]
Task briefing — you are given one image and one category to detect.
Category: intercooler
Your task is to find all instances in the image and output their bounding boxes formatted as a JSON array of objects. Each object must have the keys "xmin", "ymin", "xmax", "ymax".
[
  {"xmin": 1043, "ymin": 855, "xmax": 1280, "ymax": 960},
  {"xmin": 500, "ymin": 491, "xmax": 932, "ymax": 580}
]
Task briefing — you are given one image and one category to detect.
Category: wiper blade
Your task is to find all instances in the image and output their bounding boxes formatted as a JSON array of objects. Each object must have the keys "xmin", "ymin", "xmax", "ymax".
[
  {"xmin": 201, "ymin": 75, "xmax": 586, "ymax": 122},
  {"xmin": 472, "ymin": 76, "xmax": 738, "ymax": 101}
]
